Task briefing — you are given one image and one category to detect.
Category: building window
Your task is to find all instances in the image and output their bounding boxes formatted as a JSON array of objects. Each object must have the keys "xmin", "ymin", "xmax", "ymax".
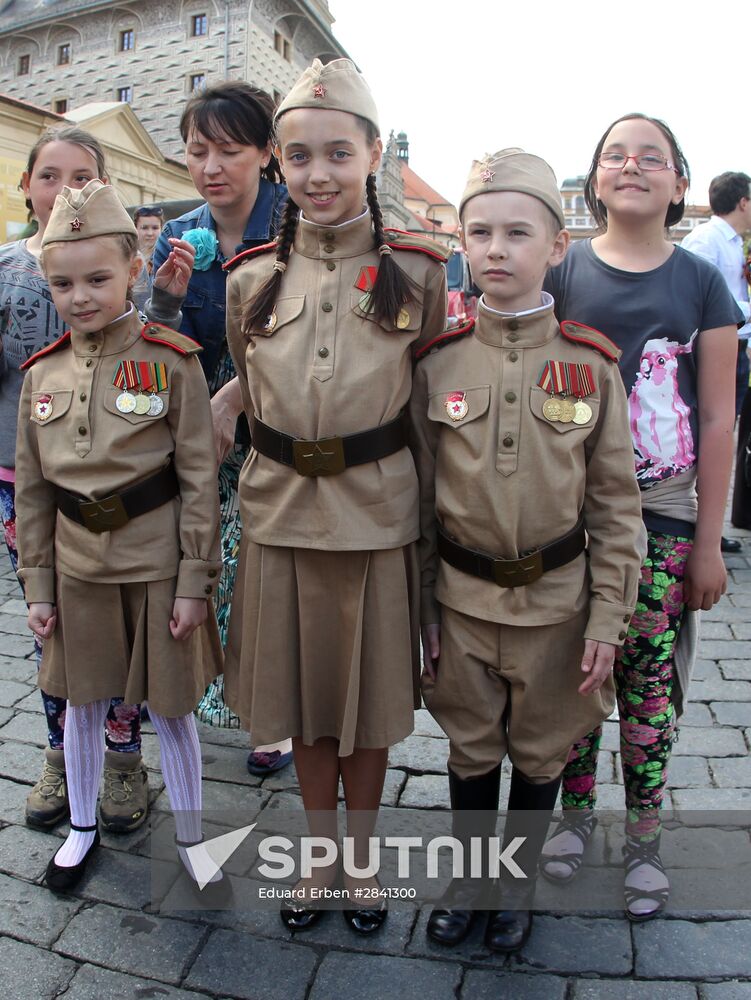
[
  {"xmin": 117, "ymin": 86, "xmax": 133, "ymax": 103},
  {"xmin": 119, "ymin": 29, "xmax": 135, "ymax": 51},
  {"xmin": 274, "ymin": 30, "xmax": 292, "ymax": 61},
  {"xmin": 54, "ymin": 98, "xmax": 68, "ymax": 114},
  {"xmin": 57, "ymin": 43, "xmax": 71, "ymax": 65},
  {"xmin": 191, "ymin": 13, "xmax": 208, "ymax": 36},
  {"xmin": 18, "ymin": 54, "xmax": 30, "ymax": 75},
  {"xmin": 189, "ymin": 73, "xmax": 206, "ymax": 92}
]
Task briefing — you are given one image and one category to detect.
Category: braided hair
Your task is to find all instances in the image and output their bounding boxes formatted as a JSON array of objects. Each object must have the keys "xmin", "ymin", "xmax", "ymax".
[{"xmin": 242, "ymin": 195, "xmax": 301, "ymax": 335}]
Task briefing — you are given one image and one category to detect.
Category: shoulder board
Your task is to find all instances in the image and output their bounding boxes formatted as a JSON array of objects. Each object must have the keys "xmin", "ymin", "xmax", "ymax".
[
  {"xmin": 223, "ymin": 241, "xmax": 278, "ymax": 273},
  {"xmin": 21, "ymin": 331, "xmax": 72, "ymax": 370},
  {"xmin": 415, "ymin": 318, "xmax": 475, "ymax": 361},
  {"xmin": 559, "ymin": 321, "xmax": 621, "ymax": 362},
  {"xmin": 384, "ymin": 228, "xmax": 451, "ymax": 264},
  {"xmin": 140, "ymin": 323, "xmax": 202, "ymax": 355}
]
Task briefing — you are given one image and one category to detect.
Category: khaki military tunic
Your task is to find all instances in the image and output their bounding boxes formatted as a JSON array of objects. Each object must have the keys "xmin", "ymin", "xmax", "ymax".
[
  {"xmin": 410, "ymin": 296, "xmax": 644, "ymax": 779},
  {"xmin": 15, "ymin": 307, "xmax": 223, "ymax": 714},
  {"xmin": 223, "ymin": 211, "xmax": 448, "ymax": 752}
]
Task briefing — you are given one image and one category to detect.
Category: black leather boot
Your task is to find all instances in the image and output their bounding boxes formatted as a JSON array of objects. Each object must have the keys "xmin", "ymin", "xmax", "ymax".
[
  {"xmin": 485, "ymin": 768, "xmax": 561, "ymax": 954},
  {"xmin": 427, "ymin": 763, "xmax": 501, "ymax": 946}
]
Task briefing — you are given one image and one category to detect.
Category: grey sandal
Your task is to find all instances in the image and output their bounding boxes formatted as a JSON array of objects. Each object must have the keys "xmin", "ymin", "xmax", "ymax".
[
  {"xmin": 539, "ymin": 812, "xmax": 597, "ymax": 884},
  {"xmin": 623, "ymin": 839, "xmax": 669, "ymax": 922}
]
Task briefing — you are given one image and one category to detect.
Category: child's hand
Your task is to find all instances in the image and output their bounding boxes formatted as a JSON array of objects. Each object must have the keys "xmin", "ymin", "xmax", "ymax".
[
  {"xmin": 578, "ymin": 639, "xmax": 616, "ymax": 695},
  {"xmin": 153, "ymin": 239, "xmax": 196, "ymax": 298},
  {"xmin": 683, "ymin": 542, "xmax": 727, "ymax": 611},
  {"xmin": 170, "ymin": 597, "xmax": 208, "ymax": 641},
  {"xmin": 28, "ymin": 603, "xmax": 57, "ymax": 640},
  {"xmin": 421, "ymin": 624, "xmax": 441, "ymax": 680}
]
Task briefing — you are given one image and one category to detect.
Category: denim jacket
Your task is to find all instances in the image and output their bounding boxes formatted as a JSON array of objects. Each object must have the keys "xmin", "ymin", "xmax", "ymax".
[{"xmin": 148, "ymin": 178, "xmax": 287, "ymax": 381}]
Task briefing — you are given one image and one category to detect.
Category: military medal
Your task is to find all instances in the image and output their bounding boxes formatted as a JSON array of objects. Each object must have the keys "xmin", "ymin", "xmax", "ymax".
[
  {"xmin": 34, "ymin": 394, "xmax": 53, "ymax": 421},
  {"xmin": 263, "ymin": 312, "xmax": 277, "ymax": 333},
  {"xmin": 538, "ymin": 360, "xmax": 595, "ymax": 426},
  {"xmin": 134, "ymin": 393, "xmax": 151, "ymax": 415},
  {"xmin": 148, "ymin": 394, "xmax": 164, "ymax": 417},
  {"xmin": 542, "ymin": 397, "xmax": 562, "ymax": 422},
  {"xmin": 445, "ymin": 391, "xmax": 468, "ymax": 421},
  {"xmin": 355, "ymin": 266, "xmax": 378, "ymax": 292},
  {"xmin": 559, "ymin": 399, "xmax": 576, "ymax": 423},
  {"xmin": 573, "ymin": 400, "xmax": 593, "ymax": 424},
  {"xmin": 116, "ymin": 391, "xmax": 137, "ymax": 413},
  {"xmin": 144, "ymin": 361, "xmax": 168, "ymax": 417},
  {"xmin": 113, "ymin": 360, "xmax": 140, "ymax": 415},
  {"xmin": 396, "ymin": 309, "xmax": 410, "ymax": 330}
]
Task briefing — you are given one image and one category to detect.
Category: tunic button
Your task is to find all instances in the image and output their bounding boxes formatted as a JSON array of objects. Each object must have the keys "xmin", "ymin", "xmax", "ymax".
[
  {"xmin": 85, "ymin": 359, "xmax": 93, "ymax": 367},
  {"xmin": 326, "ymin": 261, "xmax": 336, "ymax": 271},
  {"xmin": 208, "ymin": 570, "xmax": 217, "ymax": 578},
  {"xmin": 507, "ymin": 332, "xmax": 519, "ymax": 343},
  {"xmin": 88, "ymin": 345, "xmax": 97, "ymax": 353},
  {"xmin": 619, "ymin": 630, "xmax": 627, "ymax": 641},
  {"xmin": 508, "ymin": 351, "xmax": 519, "ymax": 362},
  {"xmin": 509, "ymin": 319, "xmax": 520, "ymax": 331},
  {"xmin": 318, "ymin": 347, "xmax": 329, "ymax": 358},
  {"xmin": 324, "ymin": 244, "xmax": 335, "ymax": 254},
  {"xmin": 503, "ymin": 435, "xmax": 514, "ymax": 447},
  {"xmin": 204, "ymin": 585, "xmax": 212, "ymax": 595},
  {"xmin": 623, "ymin": 615, "xmax": 630, "ymax": 623},
  {"xmin": 78, "ymin": 426, "xmax": 87, "ymax": 435},
  {"xmin": 505, "ymin": 391, "xmax": 516, "ymax": 403},
  {"xmin": 322, "ymin": 302, "xmax": 333, "ymax": 313},
  {"xmin": 324, "ymin": 233, "xmax": 335, "ymax": 241},
  {"xmin": 80, "ymin": 393, "xmax": 87, "ymax": 401}
]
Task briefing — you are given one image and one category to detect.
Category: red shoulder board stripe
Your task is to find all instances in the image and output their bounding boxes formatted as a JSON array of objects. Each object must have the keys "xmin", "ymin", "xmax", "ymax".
[
  {"xmin": 21, "ymin": 330, "xmax": 72, "ymax": 370},
  {"xmin": 223, "ymin": 241, "xmax": 278, "ymax": 272},
  {"xmin": 140, "ymin": 323, "xmax": 202, "ymax": 355},
  {"xmin": 384, "ymin": 228, "xmax": 450, "ymax": 264},
  {"xmin": 415, "ymin": 318, "xmax": 475, "ymax": 361},
  {"xmin": 559, "ymin": 320, "xmax": 621, "ymax": 362}
]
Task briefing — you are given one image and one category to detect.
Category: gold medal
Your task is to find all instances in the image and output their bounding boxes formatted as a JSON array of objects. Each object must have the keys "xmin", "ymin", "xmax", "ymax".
[
  {"xmin": 263, "ymin": 312, "xmax": 277, "ymax": 333},
  {"xmin": 33, "ymin": 394, "xmax": 53, "ymax": 421},
  {"xmin": 573, "ymin": 400, "xmax": 593, "ymax": 425},
  {"xmin": 558, "ymin": 398, "xmax": 576, "ymax": 423},
  {"xmin": 134, "ymin": 393, "xmax": 151, "ymax": 415},
  {"xmin": 542, "ymin": 397, "xmax": 562, "ymax": 422},
  {"xmin": 396, "ymin": 309, "xmax": 410, "ymax": 330},
  {"xmin": 148, "ymin": 393, "xmax": 164, "ymax": 417},
  {"xmin": 116, "ymin": 391, "xmax": 137, "ymax": 414}
]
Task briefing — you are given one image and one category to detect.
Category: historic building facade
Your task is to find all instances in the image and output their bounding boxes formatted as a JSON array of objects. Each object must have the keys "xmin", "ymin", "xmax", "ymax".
[{"xmin": 0, "ymin": 0, "xmax": 348, "ymax": 158}]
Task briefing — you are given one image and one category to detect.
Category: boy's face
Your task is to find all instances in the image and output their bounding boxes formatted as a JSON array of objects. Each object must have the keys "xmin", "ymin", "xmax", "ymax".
[
  {"xmin": 44, "ymin": 238, "xmax": 140, "ymax": 333},
  {"xmin": 461, "ymin": 191, "xmax": 568, "ymax": 313}
]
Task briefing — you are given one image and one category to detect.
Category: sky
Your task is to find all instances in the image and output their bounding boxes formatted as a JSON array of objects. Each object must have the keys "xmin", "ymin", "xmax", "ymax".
[{"xmin": 327, "ymin": 0, "xmax": 746, "ymax": 209}]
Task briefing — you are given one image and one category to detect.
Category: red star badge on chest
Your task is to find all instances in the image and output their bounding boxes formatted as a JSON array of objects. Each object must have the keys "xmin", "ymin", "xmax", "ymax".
[
  {"xmin": 70, "ymin": 217, "xmax": 83, "ymax": 231},
  {"xmin": 313, "ymin": 84, "xmax": 326, "ymax": 99}
]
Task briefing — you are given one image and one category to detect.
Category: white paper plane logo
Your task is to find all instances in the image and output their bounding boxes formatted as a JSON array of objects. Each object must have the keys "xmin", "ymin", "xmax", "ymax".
[{"xmin": 185, "ymin": 823, "xmax": 256, "ymax": 890}]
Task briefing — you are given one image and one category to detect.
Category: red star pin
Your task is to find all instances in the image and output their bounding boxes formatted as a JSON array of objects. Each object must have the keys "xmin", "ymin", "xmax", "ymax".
[
  {"xmin": 313, "ymin": 84, "xmax": 326, "ymax": 99},
  {"xmin": 70, "ymin": 217, "xmax": 83, "ymax": 231},
  {"xmin": 480, "ymin": 168, "xmax": 495, "ymax": 183}
]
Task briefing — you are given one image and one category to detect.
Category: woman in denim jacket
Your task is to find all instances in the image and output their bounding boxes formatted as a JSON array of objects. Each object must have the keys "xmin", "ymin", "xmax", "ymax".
[{"xmin": 147, "ymin": 82, "xmax": 289, "ymax": 771}]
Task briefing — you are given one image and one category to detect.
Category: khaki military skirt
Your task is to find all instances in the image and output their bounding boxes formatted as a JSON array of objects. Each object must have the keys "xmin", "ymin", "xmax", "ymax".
[
  {"xmin": 224, "ymin": 542, "xmax": 420, "ymax": 756},
  {"xmin": 38, "ymin": 573, "xmax": 223, "ymax": 718}
]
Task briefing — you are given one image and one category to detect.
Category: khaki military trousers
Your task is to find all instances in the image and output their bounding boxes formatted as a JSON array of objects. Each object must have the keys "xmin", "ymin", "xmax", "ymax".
[{"xmin": 422, "ymin": 605, "xmax": 615, "ymax": 781}]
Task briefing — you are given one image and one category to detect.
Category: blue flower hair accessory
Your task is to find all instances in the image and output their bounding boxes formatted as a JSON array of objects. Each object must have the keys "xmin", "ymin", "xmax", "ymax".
[{"xmin": 182, "ymin": 227, "xmax": 218, "ymax": 271}]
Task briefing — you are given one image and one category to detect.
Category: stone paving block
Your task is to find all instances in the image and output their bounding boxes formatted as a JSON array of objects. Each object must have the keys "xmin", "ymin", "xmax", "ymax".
[
  {"xmin": 599, "ymin": 722, "xmax": 621, "ymax": 752},
  {"xmin": 185, "ymin": 927, "xmax": 317, "ymax": 999},
  {"xmin": 77, "ymin": 846, "xmax": 157, "ymax": 910},
  {"xmin": 681, "ymin": 702, "xmax": 714, "ymax": 727},
  {"xmin": 689, "ymin": 679, "xmax": 751, "ymax": 703},
  {"xmin": 398, "ymin": 774, "xmax": 449, "ymax": 809},
  {"xmin": 0, "ymin": 711, "xmax": 47, "ymax": 746},
  {"xmin": 309, "ymin": 951, "xmax": 460, "ymax": 1000},
  {"xmin": 260, "ymin": 762, "xmax": 300, "ymax": 792},
  {"xmin": 413, "ymin": 708, "xmax": 446, "ymax": 739},
  {"xmin": 461, "ymin": 971, "xmax": 568, "ymax": 1000},
  {"xmin": 0, "ymin": 634, "xmax": 36, "ymax": 658},
  {"xmin": 730, "ymin": 623, "xmax": 751, "ymax": 641},
  {"xmin": 711, "ymin": 703, "xmax": 751, "ymax": 727},
  {"xmin": 0, "ymin": 936, "xmax": 77, "ymax": 1000},
  {"xmin": 704, "ymin": 603, "xmax": 749, "ymax": 622},
  {"xmin": 596, "ymin": 750, "xmax": 615, "ymax": 784},
  {"xmin": 673, "ymin": 727, "xmax": 747, "ymax": 756},
  {"xmin": 381, "ymin": 767, "xmax": 406, "ymax": 807},
  {"xmin": 54, "ymin": 903, "xmax": 204, "ymax": 984},
  {"xmin": 702, "ymin": 984, "xmax": 751, "ymax": 999},
  {"xmin": 0, "ymin": 776, "xmax": 33, "ymax": 823},
  {"xmin": 0, "ymin": 871, "xmax": 81, "ymax": 946},
  {"xmin": 389, "ymin": 734, "xmax": 448, "ymax": 773},
  {"xmin": 0, "ymin": 655, "xmax": 36, "ymax": 684},
  {"xmin": 0, "ymin": 680, "xmax": 33, "ymax": 708},
  {"xmin": 195, "ymin": 721, "xmax": 252, "ymax": 750},
  {"xmin": 731, "ymin": 571, "xmax": 751, "ymax": 586},
  {"xmin": 633, "ymin": 919, "xmax": 751, "ymax": 978},
  {"xmin": 516, "ymin": 915, "xmax": 632, "ymax": 975},
  {"xmin": 693, "ymin": 660, "xmax": 723, "ymax": 682},
  {"xmin": 10, "ymin": 690, "xmax": 43, "ymax": 714},
  {"xmin": 199, "ymin": 743, "xmax": 264, "ymax": 788},
  {"xmin": 589, "ymin": 783, "xmax": 626, "ymax": 810},
  {"xmin": 729, "ymin": 591, "xmax": 751, "ymax": 606},
  {"xmin": 721, "ymin": 660, "xmax": 751, "ymax": 680},
  {"xmin": 60, "ymin": 963, "xmax": 210, "ymax": 1000},
  {"xmin": 699, "ymin": 640, "xmax": 751, "ymax": 660},
  {"xmin": 0, "ymin": 707, "xmax": 13, "ymax": 728},
  {"xmin": 668, "ymin": 756, "xmax": 712, "ymax": 787},
  {"xmin": 0, "ymin": 740, "xmax": 44, "ymax": 784},
  {"xmin": 291, "ymin": 904, "xmax": 416, "ymax": 955},
  {"xmin": 709, "ymin": 757, "xmax": 751, "ymax": 787},
  {"xmin": 672, "ymin": 787, "xmax": 751, "ymax": 810},
  {"xmin": 701, "ymin": 622, "xmax": 734, "ymax": 641},
  {"xmin": 407, "ymin": 907, "xmax": 504, "ymax": 963},
  {"xmin": 571, "ymin": 981, "xmax": 697, "ymax": 999},
  {"xmin": 152, "ymin": 779, "xmax": 269, "ymax": 823},
  {"xmin": 0, "ymin": 599, "xmax": 28, "ymax": 617},
  {"xmin": 0, "ymin": 822, "xmax": 63, "ymax": 880},
  {"xmin": 0, "ymin": 615, "xmax": 32, "ymax": 638}
]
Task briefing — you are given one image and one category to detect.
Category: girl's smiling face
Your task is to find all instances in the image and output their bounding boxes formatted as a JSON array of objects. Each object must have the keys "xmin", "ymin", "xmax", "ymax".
[
  {"xmin": 276, "ymin": 108, "xmax": 382, "ymax": 227},
  {"xmin": 44, "ymin": 237, "xmax": 141, "ymax": 333},
  {"xmin": 21, "ymin": 141, "xmax": 100, "ymax": 231},
  {"xmin": 593, "ymin": 118, "xmax": 688, "ymax": 224}
]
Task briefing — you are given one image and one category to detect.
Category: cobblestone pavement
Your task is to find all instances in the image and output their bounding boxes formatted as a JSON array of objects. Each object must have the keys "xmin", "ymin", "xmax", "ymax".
[{"xmin": 0, "ymin": 520, "xmax": 750, "ymax": 1000}]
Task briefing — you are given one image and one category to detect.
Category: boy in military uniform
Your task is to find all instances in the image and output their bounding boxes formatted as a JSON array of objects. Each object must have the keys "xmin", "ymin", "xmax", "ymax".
[{"xmin": 409, "ymin": 149, "xmax": 644, "ymax": 951}]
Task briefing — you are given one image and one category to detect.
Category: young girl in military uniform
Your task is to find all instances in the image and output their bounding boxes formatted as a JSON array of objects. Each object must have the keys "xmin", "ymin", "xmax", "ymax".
[
  {"xmin": 15, "ymin": 180, "xmax": 225, "ymax": 896},
  {"xmin": 222, "ymin": 58, "xmax": 448, "ymax": 933}
]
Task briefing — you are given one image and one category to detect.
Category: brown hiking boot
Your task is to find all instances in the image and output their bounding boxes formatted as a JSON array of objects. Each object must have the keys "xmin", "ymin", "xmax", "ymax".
[
  {"xmin": 99, "ymin": 750, "xmax": 149, "ymax": 833},
  {"xmin": 25, "ymin": 747, "xmax": 69, "ymax": 829}
]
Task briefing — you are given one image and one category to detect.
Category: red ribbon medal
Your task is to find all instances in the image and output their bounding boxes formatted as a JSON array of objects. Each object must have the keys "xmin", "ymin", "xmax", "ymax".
[
  {"xmin": 354, "ymin": 265, "xmax": 378, "ymax": 292},
  {"xmin": 445, "ymin": 391, "xmax": 468, "ymax": 421}
]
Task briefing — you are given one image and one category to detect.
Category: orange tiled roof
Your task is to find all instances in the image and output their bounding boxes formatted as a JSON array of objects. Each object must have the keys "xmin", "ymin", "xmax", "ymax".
[{"xmin": 401, "ymin": 161, "xmax": 453, "ymax": 209}]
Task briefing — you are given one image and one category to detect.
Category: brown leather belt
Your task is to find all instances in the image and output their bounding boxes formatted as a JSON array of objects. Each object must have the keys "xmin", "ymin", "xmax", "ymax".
[
  {"xmin": 251, "ymin": 413, "xmax": 407, "ymax": 477},
  {"xmin": 55, "ymin": 461, "xmax": 179, "ymax": 534},
  {"xmin": 437, "ymin": 518, "xmax": 586, "ymax": 588}
]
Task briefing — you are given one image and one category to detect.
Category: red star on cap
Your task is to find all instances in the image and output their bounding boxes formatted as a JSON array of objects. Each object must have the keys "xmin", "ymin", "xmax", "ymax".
[
  {"xmin": 313, "ymin": 84, "xmax": 326, "ymax": 99},
  {"xmin": 480, "ymin": 168, "xmax": 495, "ymax": 183},
  {"xmin": 70, "ymin": 217, "xmax": 83, "ymax": 231}
]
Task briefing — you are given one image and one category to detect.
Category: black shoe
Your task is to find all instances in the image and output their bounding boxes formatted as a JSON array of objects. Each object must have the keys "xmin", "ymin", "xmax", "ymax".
[
  {"xmin": 485, "ymin": 907, "xmax": 532, "ymax": 953},
  {"xmin": 175, "ymin": 835, "xmax": 234, "ymax": 908},
  {"xmin": 343, "ymin": 901, "xmax": 387, "ymax": 934},
  {"xmin": 44, "ymin": 822, "xmax": 100, "ymax": 894},
  {"xmin": 280, "ymin": 904, "xmax": 323, "ymax": 931},
  {"xmin": 426, "ymin": 904, "xmax": 476, "ymax": 945},
  {"xmin": 721, "ymin": 536, "xmax": 742, "ymax": 553}
]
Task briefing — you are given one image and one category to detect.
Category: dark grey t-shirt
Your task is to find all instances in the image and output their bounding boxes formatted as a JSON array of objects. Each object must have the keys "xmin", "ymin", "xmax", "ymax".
[
  {"xmin": 0, "ymin": 240, "xmax": 65, "ymax": 468},
  {"xmin": 545, "ymin": 239, "xmax": 742, "ymax": 487}
]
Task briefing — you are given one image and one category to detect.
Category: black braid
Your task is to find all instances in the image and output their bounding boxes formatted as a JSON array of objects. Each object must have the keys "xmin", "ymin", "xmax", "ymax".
[
  {"xmin": 242, "ymin": 196, "xmax": 300, "ymax": 336},
  {"xmin": 365, "ymin": 173, "xmax": 414, "ymax": 326}
]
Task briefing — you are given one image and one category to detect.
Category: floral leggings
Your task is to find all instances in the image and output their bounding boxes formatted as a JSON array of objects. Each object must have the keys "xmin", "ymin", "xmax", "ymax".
[
  {"xmin": 560, "ymin": 530, "xmax": 692, "ymax": 842},
  {"xmin": 0, "ymin": 482, "xmax": 141, "ymax": 754}
]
